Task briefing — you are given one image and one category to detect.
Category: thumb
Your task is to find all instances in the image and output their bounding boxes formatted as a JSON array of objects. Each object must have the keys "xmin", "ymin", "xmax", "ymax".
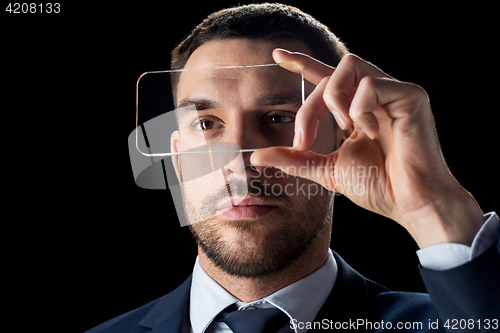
[{"xmin": 250, "ymin": 147, "xmax": 338, "ymax": 192}]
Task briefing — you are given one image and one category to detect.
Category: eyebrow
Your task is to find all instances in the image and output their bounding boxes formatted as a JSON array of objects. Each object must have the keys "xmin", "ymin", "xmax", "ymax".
[
  {"xmin": 256, "ymin": 91, "xmax": 303, "ymax": 108},
  {"xmin": 177, "ymin": 90, "xmax": 303, "ymax": 114},
  {"xmin": 178, "ymin": 98, "xmax": 220, "ymax": 110}
]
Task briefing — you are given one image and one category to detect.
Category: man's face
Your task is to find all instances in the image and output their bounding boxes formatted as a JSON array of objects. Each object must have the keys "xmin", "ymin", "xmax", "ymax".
[{"xmin": 171, "ymin": 39, "xmax": 338, "ymax": 277}]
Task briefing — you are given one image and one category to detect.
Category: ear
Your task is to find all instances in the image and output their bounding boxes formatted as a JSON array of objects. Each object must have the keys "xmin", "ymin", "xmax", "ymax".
[{"xmin": 171, "ymin": 131, "xmax": 182, "ymax": 182}]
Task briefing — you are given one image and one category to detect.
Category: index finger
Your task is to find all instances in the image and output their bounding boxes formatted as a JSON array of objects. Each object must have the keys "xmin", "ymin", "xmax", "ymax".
[{"xmin": 272, "ymin": 49, "xmax": 335, "ymax": 85}]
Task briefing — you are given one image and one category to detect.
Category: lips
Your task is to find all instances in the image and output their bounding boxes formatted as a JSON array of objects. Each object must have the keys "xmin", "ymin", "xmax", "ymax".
[{"xmin": 215, "ymin": 196, "xmax": 276, "ymax": 219}]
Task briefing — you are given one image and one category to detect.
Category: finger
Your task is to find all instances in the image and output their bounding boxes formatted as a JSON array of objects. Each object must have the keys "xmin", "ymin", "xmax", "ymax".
[
  {"xmin": 272, "ymin": 48, "xmax": 335, "ymax": 85},
  {"xmin": 250, "ymin": 147, "xmax": 337, "ymax": 192},
  {"xmin": 293, "ymin": 76, "xmax": 330, "ymax": 150},
  {"xmin": 272, "ymin": 49, "xmax": 347, "ymax": 149},
  {"xmin": 323, "ymin": 54, "xmax": 393, "ymax": 130},
  {"xmin": 349, "ymin": 76, "xmax": 429, "ymax": 140}
]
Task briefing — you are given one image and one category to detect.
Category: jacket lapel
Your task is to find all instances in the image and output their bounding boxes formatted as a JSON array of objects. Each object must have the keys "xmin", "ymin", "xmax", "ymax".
[
  {"xmin": 138, "ymin": 275, "xmax": 192, "ymax": 333},
  {"xmin": 136, "ymin": 252, "xmax": 387, "ymax": 332},
  {"xmin": 313, "ymin": 252, "xmax": 387, "ymax": 325}
]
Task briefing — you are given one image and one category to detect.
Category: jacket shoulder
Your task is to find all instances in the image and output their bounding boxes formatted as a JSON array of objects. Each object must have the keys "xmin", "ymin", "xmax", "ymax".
[
  {"xmin": 85, "ymin": 275, "xmax": 192, "ymax": 333},
  {"xmin": 84, "ymin": 297, "xmax": 160, "ymax": 333}
]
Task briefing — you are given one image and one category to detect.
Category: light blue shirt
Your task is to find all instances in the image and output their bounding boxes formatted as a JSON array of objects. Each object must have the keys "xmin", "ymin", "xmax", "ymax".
[{"xmin": 184, "ymin": 212, "xmax": 500, "ymax": 333}]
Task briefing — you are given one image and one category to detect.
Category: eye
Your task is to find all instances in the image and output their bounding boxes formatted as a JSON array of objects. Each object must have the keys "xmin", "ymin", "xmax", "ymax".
[
  {"xmin": 266, "ymin": 114, "xmax": 294, "ymax": 124},
  {"xmin": 193, "ymin": 118, "xmax": 222, "ymax": 131},
  {"xmin": 198, "ymin": 120, "xmax": 214, "ymax": 130}
]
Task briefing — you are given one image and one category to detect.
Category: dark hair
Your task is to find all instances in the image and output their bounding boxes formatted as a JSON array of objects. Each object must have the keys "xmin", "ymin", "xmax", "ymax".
[{"xmin": 170, "ymin": 3, "xmax": 349, "ymax": 91}]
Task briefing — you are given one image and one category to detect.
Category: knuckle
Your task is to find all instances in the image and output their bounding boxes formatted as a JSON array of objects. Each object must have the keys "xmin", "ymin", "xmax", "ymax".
[
  {"xmin": 397, "ymin": 81, "xmax": 429, "ymax": 108},
  {"xmin": 408, "ymin": 82, "xmax": 429, "ymax": 101},
  {"xmin": 342, "ymin": 53, "xmax": 360, "ymax": 64},
  {"xmin": 341, "ymin": 53, "xmax": 361, "ymax": 67},
  {"xmin": 358, "ymin": 75, "xmax": 378, "ymax": 88}
]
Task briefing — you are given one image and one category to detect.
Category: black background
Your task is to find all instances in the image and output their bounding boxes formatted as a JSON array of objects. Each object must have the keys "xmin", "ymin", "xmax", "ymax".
[{"xmin": 2, "ymin": 2, "xmax": 498, "ymax": 332}]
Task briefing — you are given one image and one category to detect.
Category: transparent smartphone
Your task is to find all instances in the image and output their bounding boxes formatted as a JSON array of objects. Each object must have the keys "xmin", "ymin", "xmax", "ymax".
[{"xmin": 128, "ymin": 63, "xmax": 305, "ymax": 226}]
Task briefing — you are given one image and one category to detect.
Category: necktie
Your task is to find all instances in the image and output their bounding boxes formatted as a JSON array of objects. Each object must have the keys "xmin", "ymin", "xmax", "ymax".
[{"xmin": 220, "ymin": 306, "xmax": 294, "ymax": 333}]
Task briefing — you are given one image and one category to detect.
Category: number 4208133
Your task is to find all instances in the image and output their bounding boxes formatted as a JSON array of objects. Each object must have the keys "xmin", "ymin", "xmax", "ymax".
[{"xmin": 6, "ymin": 3, "xmax": 60, "ymax": 14}]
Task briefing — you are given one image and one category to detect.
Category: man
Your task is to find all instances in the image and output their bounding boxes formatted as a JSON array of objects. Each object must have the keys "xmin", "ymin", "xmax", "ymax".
[{"xmin": 91, "ymin": 3, "xmax": 499, "ymax": 332}]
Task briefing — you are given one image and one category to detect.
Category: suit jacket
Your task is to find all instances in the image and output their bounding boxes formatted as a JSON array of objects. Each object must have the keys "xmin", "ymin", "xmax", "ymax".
[{"xmin": 85, "ymin": 240, "xmax": 500, "ymax": 333}]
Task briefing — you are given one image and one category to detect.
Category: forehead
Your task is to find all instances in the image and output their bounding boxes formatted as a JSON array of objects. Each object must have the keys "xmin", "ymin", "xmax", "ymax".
[
  {"xmin": 176, "ymin": 39, "xmax": 309, "ymax": 105},
  {"xmin": 177, "ymin": 65, "xmax": 300, "ymax": 104},
  {"xmin": 183, "ymin": 38, "xmax": 298, "ymax": 69}
]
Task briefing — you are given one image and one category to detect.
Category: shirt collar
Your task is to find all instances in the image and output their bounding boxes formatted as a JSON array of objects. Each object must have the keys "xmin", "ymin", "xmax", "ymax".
[
  {"xmin": 189, "ymin": 249, "xmax": 337, "ymax": 333},
  {"xmin": 189, "ymin": 256, "xmax": 239, "ymax": 333}
]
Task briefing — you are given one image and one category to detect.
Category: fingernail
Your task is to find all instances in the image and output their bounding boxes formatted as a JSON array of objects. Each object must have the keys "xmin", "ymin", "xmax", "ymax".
[
  {"xmin": 249, "ymin": 153, "xmax": 261, "ymax": 167},
  {"xmin": 332, "ymin": 110, "xmax": 347, "ymax": 129},
  {"xmin": 276, "ymin": 48, "xmax": 291, "ymax": 52},
  {"xmin": 293, "ymin": 128, "xmax": 303, "ymax": 148}
]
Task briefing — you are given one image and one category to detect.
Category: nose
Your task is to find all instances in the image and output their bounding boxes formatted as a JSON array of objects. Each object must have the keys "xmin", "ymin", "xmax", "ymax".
[
  {"xmin": 219, "ymin": 115, "xmax": 264, "ymax": 177},
  {"xmin": 225, "ymin": 151, "xmax": 260, "ymax": 180}
]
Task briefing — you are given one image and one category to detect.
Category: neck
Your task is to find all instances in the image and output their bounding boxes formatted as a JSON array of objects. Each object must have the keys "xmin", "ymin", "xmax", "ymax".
[{"xmin": 198, "ymin": 222, "xmax": 332, "ymax": 302}]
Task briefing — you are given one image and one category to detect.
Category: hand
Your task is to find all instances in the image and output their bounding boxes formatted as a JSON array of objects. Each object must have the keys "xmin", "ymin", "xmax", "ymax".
[{"xmin": 250, "ymin": 50, "xmax": 485, "ymax": 248}]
